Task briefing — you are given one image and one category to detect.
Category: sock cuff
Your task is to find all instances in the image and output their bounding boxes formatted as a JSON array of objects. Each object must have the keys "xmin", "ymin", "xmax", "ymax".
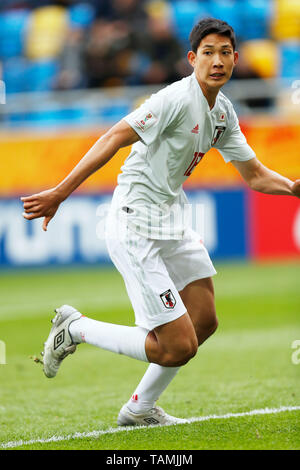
[{"xmin": 131, "ymin": 327, "xmax": 149, "ymax": 363}]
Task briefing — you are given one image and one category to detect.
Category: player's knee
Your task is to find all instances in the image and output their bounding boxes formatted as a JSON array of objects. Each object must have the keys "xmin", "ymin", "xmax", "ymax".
[
  {"xmin": 192, "ymin": 311, "xmax": 218, "ymax": 346},
  {"xmin": 208, "ymin": 316, "xmax": 218, "ymax": 336},
  {"xmin": 177, "ymin": 339, "xmax": 198, "ymax": 365},
  {"xmin": 200, "ymin": 311, "xmax": 218, "ymax": 336}
]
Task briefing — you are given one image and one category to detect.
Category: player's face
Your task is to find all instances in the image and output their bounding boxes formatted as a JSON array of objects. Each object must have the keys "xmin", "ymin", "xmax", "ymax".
[{"xmin": 188, "ymin": 33, "xmax": 238, "ymax": 90}]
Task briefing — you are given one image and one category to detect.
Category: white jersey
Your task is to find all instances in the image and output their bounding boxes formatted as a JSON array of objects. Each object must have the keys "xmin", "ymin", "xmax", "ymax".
[{"xmin": 110, "ymin": 72, "xmax": 255, "ymax": 239}]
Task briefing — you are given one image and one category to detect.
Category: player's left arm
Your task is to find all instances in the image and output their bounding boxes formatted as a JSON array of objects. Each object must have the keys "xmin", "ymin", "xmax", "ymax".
[{"xmin": 232, "ymin": 157, "xmax": 300, "ymax": 198}]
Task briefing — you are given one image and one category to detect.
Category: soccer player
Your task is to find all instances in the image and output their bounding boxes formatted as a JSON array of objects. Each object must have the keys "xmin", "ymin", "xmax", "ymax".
[{"xmin": 21, "ymin": 18, "xmax": 300, "ymax": 426}]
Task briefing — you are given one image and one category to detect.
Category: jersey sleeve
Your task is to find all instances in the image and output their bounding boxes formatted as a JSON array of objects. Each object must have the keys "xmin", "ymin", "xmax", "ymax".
[
  {"xmin": 123, "ymin": 91, "xmax": 182, "ymax": 146},
  {"xmin": 216, "ymin": 108, "xmax": 256, "ymax": 163}
]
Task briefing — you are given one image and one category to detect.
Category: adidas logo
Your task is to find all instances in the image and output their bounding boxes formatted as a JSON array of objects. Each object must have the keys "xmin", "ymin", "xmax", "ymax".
[{"xmin": 191, "ymin": 124, "xmax": 199, "ymax": 134}]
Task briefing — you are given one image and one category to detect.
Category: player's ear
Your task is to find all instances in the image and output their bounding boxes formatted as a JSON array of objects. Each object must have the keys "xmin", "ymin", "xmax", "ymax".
[
  {"xmin": 187, "ymin": 50, "xmax": 196, "ymax": 68},
  {"xmin": 233, "ymin": 51, "xmax": 239, "ymax": 66}
]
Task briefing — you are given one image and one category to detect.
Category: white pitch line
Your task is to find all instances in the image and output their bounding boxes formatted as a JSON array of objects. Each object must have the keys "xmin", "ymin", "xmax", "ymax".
[{"xmin": 1, "ymin": 405, "xmax": 300, "ymax": 449}]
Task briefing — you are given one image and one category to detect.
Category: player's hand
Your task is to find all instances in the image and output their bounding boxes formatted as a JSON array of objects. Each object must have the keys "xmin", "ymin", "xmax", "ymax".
[
  {"xmin": 20, "ymin": 188, "xmax": 62, "ymax": 232},
  {"xmin": 291, "ymin": 179, "xmax": 300, "ymax": 199}
]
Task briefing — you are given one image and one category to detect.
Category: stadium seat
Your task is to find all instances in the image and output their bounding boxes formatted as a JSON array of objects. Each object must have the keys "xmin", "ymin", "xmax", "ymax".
[
  {"xmin": 2, "ymin": 57, "xmax": 28, "ymax": 93},
  {"xmin": 0, "ymin": 9, "xmax": 29, "ymax": 59},
  {"xmin": 241, "ymin": 40, "xmax": 279, "ymax": 78},
  {"xmin": 98, "ymin": 103, "xmax": 131, "ymax": 123},
  {"xmin": 279, "ymin": 41, "xmax": 300, "ymax": 79},
  {"xmin": 26, "ymin": 60, "xmax": 59, "ymax": 92},
  {"xmin": 7, "ymin": 107, "xmax": 91, "ymax": 128},
  {"xmin": 207, "ymin": 0, "xmax": 244, "ymax": 39},
  {"xmin": 240, "ymin": 0, "xmax": 272, "ymax": 40},
  {"xmin": 25, "ymin": 6, "xmax": 68, "ymax": 60},
  {"xmin": 271, "ymin": 0, "xmax": 300, "ymax": 40},
  {"xmin": 69, "ymin": 3, "xmax": 96, "ymax": 29},
  {"xmin": 3, "ymin": 57, "xmax": 60, "ymax": 94},
  {"xmin": 171, "ymin": 0, "xmax": 207, "ymax": 43}
]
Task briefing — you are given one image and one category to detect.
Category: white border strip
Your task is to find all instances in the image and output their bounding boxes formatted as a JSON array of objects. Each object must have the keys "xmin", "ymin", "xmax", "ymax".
[{"xmin": 1, "ymin": 405, "xmax": 300, "ymax": 449}]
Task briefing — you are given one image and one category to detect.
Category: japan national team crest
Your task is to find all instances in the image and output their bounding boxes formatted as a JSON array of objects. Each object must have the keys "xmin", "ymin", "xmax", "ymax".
[
  {"xmin": 211, "ymin": 125, "xmax": 226, "ymax": 146},
  {"xmin": 160, "ymin": 289, "xmax": 176, "ymax": 309}
]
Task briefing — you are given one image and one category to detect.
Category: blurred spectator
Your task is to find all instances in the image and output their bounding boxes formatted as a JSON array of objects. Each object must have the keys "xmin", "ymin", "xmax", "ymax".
[
  {"xmin": 54, "ymin": 3, "xmax": 95, "ymax": 90},
  {"xmin": 83, "ymin": 0, "xmax": 150, "ymax": 88},
  {"xmin": 94, "ymin": 0, "xmax": 148, "ymax": 34},
  {"xmin": 0, "ymin": 1, "xmax": 79, "ymax": 11},
  {"xmin": 54, "ymin": 27, "xmax": 87, "ymax": 89},
  {"xmin": 83, "ymin": 19, "xmax": 134, "ymax": 87},
  {"xmin": 1, "ymin": 0, "xmax": 300, "ymax": 97},
  {"xmin": 0, "ymin": 1, "xmax": 31, "ymax": 12},
  {"xmin": 138, "ymin": 12, "xmax": 190, "ymax": 85}
]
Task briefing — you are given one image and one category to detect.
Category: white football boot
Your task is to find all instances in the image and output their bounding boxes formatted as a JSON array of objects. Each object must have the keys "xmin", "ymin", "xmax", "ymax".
[
  {"xmin": 42, "ymin": 305, "xmax": 82, "ymax": 378},
  {"xmin": 117, "ymin": 404, "xmax": 188, "ymax": 427}
]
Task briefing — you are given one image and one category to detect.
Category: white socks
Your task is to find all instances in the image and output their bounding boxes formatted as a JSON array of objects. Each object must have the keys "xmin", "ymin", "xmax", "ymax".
[
  {"xmin": 127, "ymin": 363, "xmax": 181, "ymax": 413},
  {"xmin": 70, "ymin": 316, "xmax": 181, "ymax": 414},
  {"xmin": 69, "ymin": 316, "xmax": 149, "ymax": 362}
]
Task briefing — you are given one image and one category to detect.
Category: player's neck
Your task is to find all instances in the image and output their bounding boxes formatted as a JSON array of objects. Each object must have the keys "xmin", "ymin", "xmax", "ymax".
[{"xmin": 198, "ymin": 82, "xmax": 221, "ymax": 110}]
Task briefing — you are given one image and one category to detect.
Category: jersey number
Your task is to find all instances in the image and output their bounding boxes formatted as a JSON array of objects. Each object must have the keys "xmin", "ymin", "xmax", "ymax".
[{"xmin": 184, "ymin": 152, "xmax": 205, "ymax": 176}]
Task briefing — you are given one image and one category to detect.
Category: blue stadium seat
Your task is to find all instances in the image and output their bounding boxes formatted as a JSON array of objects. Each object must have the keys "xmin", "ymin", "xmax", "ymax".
[
  {"xmin": 0, "ymin": 9, "xmax": 29, "ymax": 59},
  {"xmin": 98, "ymin": 104, "xmax": 131, "ymax": 123},
  {"xmin": 69, "ymin": 3, "xmax": 96, "ymax": 29},
  {"xmin": 3, "ymin": 58, "xmax": 59, "ymax": 94},
  {"xmin": 171, "ymin": 0, "xmax": 208, "ymax": 43},
  {"xmin": 7, "ymin": 107, "xmax": 93, "ymax": 128},
  {"xmin": 2, "ymin": 57, "xmax": 28, "ymax": 93},
  {"xmin": 240, "ymin": 0, "xmax": 272, "ymax": 40},
  {"xmin": 206, "ymin": 0, "xmax": 244, "ymax": 39},
  {"xmin": 26, "ymin": 60, "xmax": 59, "ymax": 92},
  {"xmin": 279, "ymin": 41, "xmax": 300, "ymax": 79}
]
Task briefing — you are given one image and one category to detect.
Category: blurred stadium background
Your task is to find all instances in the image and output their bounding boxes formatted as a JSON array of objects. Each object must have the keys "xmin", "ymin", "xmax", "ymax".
[
  {"xmin": 0, "ymin": 0, "xmax": 300, "ymax": 450},
  {"xmin": 0, "ymin": 0, "xmax": 299, "ymax": 270}
]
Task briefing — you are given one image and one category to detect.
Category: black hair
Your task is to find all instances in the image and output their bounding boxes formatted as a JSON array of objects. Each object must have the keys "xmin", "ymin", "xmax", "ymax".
[{"xmin": 189, "ymin": 17, "xmax": 236, "ymax": 53}]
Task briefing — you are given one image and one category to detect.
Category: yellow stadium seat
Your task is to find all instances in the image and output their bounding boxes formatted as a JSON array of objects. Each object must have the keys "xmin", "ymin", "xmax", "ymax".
[
  {"xmin": 25, "ymin": 6, "xmax": 69, "ymax": 60},
  {"xmin": 271, "ymin": 0, "xmax": 300, "ymax": 40},
  {"xmin": 145, "ymin": 0, "xmax": 171, "ymax": 19},
  {"xmin": 240, "ymin": 40, "xmax": 279, "ymax": 79}
]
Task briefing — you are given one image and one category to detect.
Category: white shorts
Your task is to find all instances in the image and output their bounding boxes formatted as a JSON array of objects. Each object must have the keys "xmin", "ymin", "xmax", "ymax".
[{"xmin": 105, "ymin": 214, "xmax": 216, "ymax": 331}]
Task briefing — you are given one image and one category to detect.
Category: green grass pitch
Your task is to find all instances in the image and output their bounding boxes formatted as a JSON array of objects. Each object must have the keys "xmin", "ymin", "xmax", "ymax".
[{"xmin": 0, "ymin": 261, "xmax": 299, "ymax": 450}]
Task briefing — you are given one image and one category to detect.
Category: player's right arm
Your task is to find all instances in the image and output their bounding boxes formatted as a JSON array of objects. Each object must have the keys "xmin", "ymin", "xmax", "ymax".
[{"xmin": 21, "ymin": 120, "xmax": 140, "ymax": 231}]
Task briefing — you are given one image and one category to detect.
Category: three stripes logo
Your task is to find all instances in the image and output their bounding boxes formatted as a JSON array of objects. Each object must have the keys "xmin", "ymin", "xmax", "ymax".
[{"xmin": 54, "ymin": 330, "xmax": 65, "ymax": 350}]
